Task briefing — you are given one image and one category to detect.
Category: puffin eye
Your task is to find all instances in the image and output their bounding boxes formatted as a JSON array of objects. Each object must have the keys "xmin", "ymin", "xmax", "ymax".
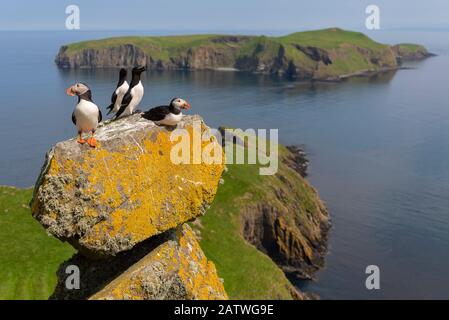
[
  {"xmin": 177, "ymin": 99, "xmax": 181, "ymax": 102},
  {"xmin": 76, "ymin": 84, "xmax": 80, "ymax": 87}
]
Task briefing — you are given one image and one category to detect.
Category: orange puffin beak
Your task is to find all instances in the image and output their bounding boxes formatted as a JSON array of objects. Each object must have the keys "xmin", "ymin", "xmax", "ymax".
[
  {"xmin": 183, "ymin": 101, "xmax": 191, "ymax": 110},
  {"xmin": 66, "ymin": 86, "xmax": 76, "ymax": 96}
]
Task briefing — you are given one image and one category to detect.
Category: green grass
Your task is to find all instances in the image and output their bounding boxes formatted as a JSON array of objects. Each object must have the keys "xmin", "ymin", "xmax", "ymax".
[
  {"xmin": 62, "ymin": 28, "xmax": 407, "ymax": 79},
  {"xmin": 278, "ymin": 28, "xmax": 387, "ymax": 50},
  {"xmin": 0, "ymin": 187, "xmax": 75, "ymax": 300},
  {"xmin": 395, "ymin": 43, "xmax": 427, "ymax": 53},
  {"xmin": 65, "ymin": 28, "xmax": 387, "ymax": 54},
  {"xmin": 278, "ymin": 28, "xmax": 391, "ymax": 76},
  {"xmin": 64, "ymin": 34, "xmax": 235, "ymax": 62},
  {"xmin": 194, "ymin": 143, "xmax": 323, "ymax": 299},
  {"xmin": 197, "ymin": 160, "xmax": 296, "ymax": 299}
]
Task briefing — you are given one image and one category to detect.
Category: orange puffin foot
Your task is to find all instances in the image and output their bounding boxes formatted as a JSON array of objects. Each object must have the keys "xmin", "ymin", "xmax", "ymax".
[
  {"xmin": 77, "ymin": 133, "xmax": 86, "ymax": 144},
  {"xmin": 87, "ymin": 137, "xmax": 97, "ymax": 148}
]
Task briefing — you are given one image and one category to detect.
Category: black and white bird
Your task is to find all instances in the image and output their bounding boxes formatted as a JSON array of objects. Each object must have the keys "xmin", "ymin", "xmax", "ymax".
[
  {"xmin": 113, "ymin": 66, "xmax": 146, "ymax": 119},
  {"xmin": 106, "ymin": 68, "xmax": 129, "ymax": 115},
  {"xmin": 66, "ymin": 83, "xmax": 102, "ymax": 148},
  {"xmin": 142, "ymin": 98, "xmax": 191, "ymax": 126}
]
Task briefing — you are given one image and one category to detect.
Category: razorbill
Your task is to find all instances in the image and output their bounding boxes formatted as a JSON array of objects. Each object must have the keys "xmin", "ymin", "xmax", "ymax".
[
  {"xmin": 66, "ymin": 82, "xmax": 102, "ymax": 148},
  {"xmin": 106, "ymin": 68, "xmax": 129, "ymax": 115},
  {"xmin": 113, "ymin": 66, "xmax": 146, "ymax": 119}
]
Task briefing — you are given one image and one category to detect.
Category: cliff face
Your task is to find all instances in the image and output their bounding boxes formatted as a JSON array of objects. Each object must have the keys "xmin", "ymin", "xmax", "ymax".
[
  {"xmin": 191, "ymin": 130, "xmax": 330, "ymax": 299},
  {"xmin": 392, "ymin": 44, "xmax": 433, "ymax": 62},
  {"xmin": 239, "ymin": 181, "xmax": 329, "ymax": 280},
  {"xmin": 55, "ymin": 36, "xmax": 247, "ymax": 71},
  {"xmin": 31, "ymin": 114, "xmax": 227, "ymax": 300},
  {"xmin": 226, "ymin": 131, "xmax": 329, "ymax": 280},
  {"xmin": 55, "ymin": 28, "xmax": 431, "ymax": 80},
  {"xmin": 56, "ymin": 44, "xmax": 148, "ymax": 69}
]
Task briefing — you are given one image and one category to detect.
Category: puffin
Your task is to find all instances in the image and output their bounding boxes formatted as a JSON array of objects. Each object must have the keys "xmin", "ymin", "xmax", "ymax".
[
  {"xmin": 106, "ymin": 68, "xmax": 129, "ymax": 115},
  {"xmin": 142, "ymin": 98, "xmax": 191, "ymax": 126},
  {"xmin": 113, "ymin": 66, "xmax": 146, "ymax": 119},
  {"xmin": 66, "ymin": 83, "xmax": 102, "ymax": 148}
]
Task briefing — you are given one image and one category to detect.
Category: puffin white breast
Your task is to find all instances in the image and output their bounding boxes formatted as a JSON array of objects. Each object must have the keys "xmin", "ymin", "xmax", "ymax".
[{"xmin": 74, "ymin": 100, "xmax": 100, "ymax": 132}]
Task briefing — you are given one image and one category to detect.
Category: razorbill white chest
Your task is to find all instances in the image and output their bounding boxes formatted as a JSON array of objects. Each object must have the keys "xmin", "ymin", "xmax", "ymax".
[
  {"xmin": 127, "ymin": 81, "xmax": 144, "ymax": 113},
  {"xmin": 114, "ymin": 66, "xmax": 146, "ymax": 119},
  {"xmin": 67, "ymin": 82, "xmax": 102, "ymax": 148},
  {"xmin": 142, "ymin": 98, "xmax": 191, "ymax": 126},
  {"xmin": 107, "ymin": 68, "xmax": 129, "ymax": 115}
]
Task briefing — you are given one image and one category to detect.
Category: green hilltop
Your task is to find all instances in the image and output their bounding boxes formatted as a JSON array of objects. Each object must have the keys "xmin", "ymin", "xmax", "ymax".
[
  {"xmin": 65, "ymin": 28, "xmax": 386, "ymax": 53},
  {"xmin": 57, "ymin": 28, "xmax": 430, "ymax": 80}
]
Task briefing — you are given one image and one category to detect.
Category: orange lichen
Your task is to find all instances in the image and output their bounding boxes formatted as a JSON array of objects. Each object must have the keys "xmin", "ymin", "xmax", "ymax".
[
  {"xmin": 32, "ymin": 117, "xmax": 224, "ymax": 255},
  {"xmin": 177, "ymin": 226, "xmax": 227, "ymax": 299},
  {"xmin": 90, "ymin": 225, "xmax": 227, "ymax": 300}
]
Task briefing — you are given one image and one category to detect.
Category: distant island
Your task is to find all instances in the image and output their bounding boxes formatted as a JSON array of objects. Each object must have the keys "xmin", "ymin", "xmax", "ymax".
[{"xmin": 56, "ymin": 28, "xmax": 432, "ymax": 81}]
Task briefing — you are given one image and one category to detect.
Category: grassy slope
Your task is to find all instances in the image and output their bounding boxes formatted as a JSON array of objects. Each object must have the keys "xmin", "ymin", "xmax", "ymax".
[
  {"xmin": 65, "ymin": 34, "xmax": 228, "ymax": 61},
  {"xmin": 194, "ymin": 144, "xmax": 322, "ymax": 299},
  {"xmin": 395, "ymin": 43, "xmax": 422, "ymax": 50},
  {"xmin": 394, "ymin": 43, "xmax": 428, "ymax": 54},
  {"xmin": 196, "ymin": 161, "xmax": 296, "ymax": 299},
  {"xmin": 65, "ymin": 28, "xmax": 386, "ymax": 53},
  {"xmin": 0, "ymin": 187, "xmax": 75, "ymax": 300},
  {"xmin": 61, "ymin": 28, "xmax": 425, "ymax": 78},
  {"xmin": 278, "ymin": 28, "xmax": 390, "ymax": 75},
  {"xmin": 278, "ymin": 28, "xmax": 386, "ymax": 49}
]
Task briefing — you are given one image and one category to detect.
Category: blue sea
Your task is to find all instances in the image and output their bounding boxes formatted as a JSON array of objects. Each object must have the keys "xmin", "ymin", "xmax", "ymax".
[{"xmin": 1, "ymin": 29, "xmax": 449, "ymax": 299}]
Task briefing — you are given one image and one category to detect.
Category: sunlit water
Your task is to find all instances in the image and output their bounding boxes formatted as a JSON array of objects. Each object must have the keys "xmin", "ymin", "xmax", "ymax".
[{"xmin": 1, "ymin": 30, "xmax": 449, "ymax": 299}]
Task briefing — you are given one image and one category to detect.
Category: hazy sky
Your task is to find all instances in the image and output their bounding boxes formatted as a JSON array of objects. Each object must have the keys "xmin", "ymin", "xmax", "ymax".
[{"xmin": 1, "ymin": 0, "xmax": 449, "ymax": 31}]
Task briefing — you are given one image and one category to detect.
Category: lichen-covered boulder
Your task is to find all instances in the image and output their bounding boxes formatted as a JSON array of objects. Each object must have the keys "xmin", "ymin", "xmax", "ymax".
[
  {"xmin": 91, "ymin": 225, "xmax": 227, "ymax": 300},
  {"xmin": 51, "ymin": 225, "xmax": 227, "ymax": 300},
  {"xmin": 31, "ymin": 114, "xmax": 224, "ymax": 257}
]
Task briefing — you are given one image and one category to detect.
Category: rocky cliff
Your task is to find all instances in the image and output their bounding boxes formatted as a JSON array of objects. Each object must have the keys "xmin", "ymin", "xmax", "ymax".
[
  {"xmin": 225, "ymin": 130, "xmax": 329, "ymax": 279},
  {"xmin": 31, "ymin": 114, "xmax": 227, "ymax": 300},
  {"xmin": 55, "ymin": 28, "xmax": 431, "ymax": 80},
  {"xmin": 188, "ymin": 129, "xmax": 330, "ymax": 299},
  {"xmin": 392, "ymin": 43, "xmax": 434, "ymax": 62}
]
